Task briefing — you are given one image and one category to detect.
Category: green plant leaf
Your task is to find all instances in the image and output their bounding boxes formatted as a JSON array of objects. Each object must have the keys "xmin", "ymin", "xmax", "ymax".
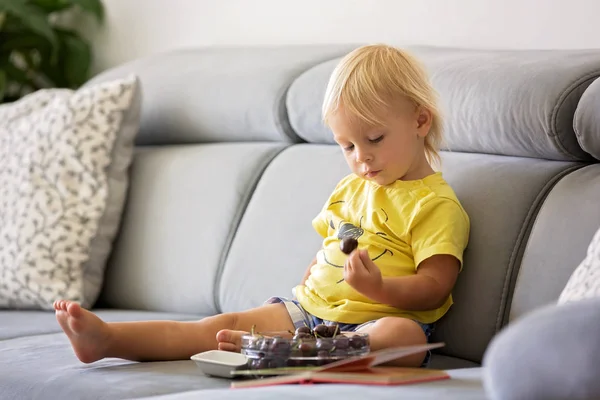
[
  {"xmin": 30, "ymin": 0, "xmax": 71, "ymax": 13},
  {"xmin": 0, "ymin": 69, "xmax": 6, "ymax": 102},
  {"xmin": 0, "ymin": 0, "xmax": 58, "ymax": 50},
  {"xmin": 3, "ymin": 57, "xmax": 30, "ymax": 83},
  {"xmin": 0, "ymin": 32, "xmax": 51, "ymax": 52},
  {"xmin": 57, "ymin": 29, "xmax": 91, "ymax": 87},
  {"xmin": 67, "ymin": 0, "xmax": 104, "ymax": 22}
]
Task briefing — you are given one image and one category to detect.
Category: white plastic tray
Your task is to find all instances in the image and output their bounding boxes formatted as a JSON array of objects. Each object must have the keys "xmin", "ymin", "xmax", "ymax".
[{"xmin": 190, "ymin": 350, "xmax": 248, "ymax": 378}]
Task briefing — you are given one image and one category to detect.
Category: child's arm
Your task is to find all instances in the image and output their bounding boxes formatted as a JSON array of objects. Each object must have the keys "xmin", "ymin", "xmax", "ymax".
[
  {"xmin": 344, "ymin": 250, "xmax": 459, "ymax": 311},
  {"xmin": 379, "ymin": 254, "xmax": 460, "ymax": 310}
]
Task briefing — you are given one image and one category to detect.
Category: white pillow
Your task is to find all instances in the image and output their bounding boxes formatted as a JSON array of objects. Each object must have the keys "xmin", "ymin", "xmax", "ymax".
[
  {"xmin": 0, "ymin": 75, "xmax": 141, "ymax": 310},
  {"xmin": 558, "ymin": 226, "xmax": 600, "ymax": 304}
]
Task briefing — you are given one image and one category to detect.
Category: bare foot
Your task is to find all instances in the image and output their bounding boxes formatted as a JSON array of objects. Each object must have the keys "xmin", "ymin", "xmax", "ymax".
[
  {"xmin": 54, "ymin": 300, "xmax": 112, "ymax": 363},
  {"xmin": 216, "ymin": 329, "xmax": 248, "ymax": 352}
]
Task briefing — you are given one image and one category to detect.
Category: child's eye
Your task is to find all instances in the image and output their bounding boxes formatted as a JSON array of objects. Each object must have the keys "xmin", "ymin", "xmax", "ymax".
[
  {"xmin": 369, "ymin": 135, "xmax": 384, "ymax": 144},
  {"xmin": 343, "ymin": 144, "xmax": 354, "ymax": 152}
]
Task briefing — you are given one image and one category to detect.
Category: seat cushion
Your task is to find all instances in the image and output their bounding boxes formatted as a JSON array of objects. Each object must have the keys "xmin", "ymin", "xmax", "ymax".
[
  {"xmin": 0, "ymin": 309, "xmax": 203, "ymax": 341},
  {"xmin": 0, "ymin": 310, "xmax": 484, "ymax": 400},
  {"xmin": 0, "ymin": 333, "xmax": 229, "ymax": 400},
  {"xmin": 0, "ymin": 310, "xmax": 220, "ymax": 400}
]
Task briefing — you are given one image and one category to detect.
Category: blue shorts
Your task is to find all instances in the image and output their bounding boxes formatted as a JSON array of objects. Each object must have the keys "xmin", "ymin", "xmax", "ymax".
[{"xmin": 265, "ymin": 296, "xmax": 435, "ymax": 367}]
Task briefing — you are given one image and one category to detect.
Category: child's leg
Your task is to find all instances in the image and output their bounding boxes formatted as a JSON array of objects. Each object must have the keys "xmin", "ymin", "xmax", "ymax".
[
  {"xmin": 53, "ymin": 300, "xmax": 295, "ymax": 364},
  {"xmin": 356, "ymin": 317, "xmax": 428, "ymax": 367}
]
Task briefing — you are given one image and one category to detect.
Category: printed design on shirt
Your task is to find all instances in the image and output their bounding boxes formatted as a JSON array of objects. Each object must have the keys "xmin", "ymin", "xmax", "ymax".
[{"xmin": 322, "ymin": 200, "xmax": 393, "ymax": 283}]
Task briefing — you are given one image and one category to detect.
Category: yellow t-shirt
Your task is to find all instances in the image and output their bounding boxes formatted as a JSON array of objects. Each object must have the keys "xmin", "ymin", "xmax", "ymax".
[{"xmin": 294, "ymin": 172, "xmax": 470, "ymax": 325}]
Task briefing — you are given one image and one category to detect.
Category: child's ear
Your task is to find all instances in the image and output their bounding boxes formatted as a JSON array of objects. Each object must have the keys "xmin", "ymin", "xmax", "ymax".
[{"xmin": 416, "ymin": 107, "xmax": 432, "ymax": 137}]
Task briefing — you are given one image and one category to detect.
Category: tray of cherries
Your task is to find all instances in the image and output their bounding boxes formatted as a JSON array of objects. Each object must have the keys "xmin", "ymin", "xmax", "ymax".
[{"xmin": 240, "ymin": 323, "xmax": 370, "ymax": 371}]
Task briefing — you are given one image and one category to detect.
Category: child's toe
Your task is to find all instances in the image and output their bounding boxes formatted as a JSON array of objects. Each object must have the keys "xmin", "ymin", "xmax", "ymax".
[
  {"xmin": 217, "ymin": 342, "xmax": 239, "ymax": 352},
  {"xmin": 216, "ymin": 329, "xmax": 245, "ymax": 347},
  {"xmin": 67, "ymin": 302, "xmax": 82, "ymax": 317}
]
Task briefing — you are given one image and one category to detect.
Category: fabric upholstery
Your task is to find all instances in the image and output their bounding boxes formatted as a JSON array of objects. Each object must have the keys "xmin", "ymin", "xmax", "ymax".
[
  {"xmin": 483, "ymin": 297, "xmax": 600, "ymax": 400},
  {"xmin": 428, "ymin": 355, "xmax": 480, "ymax": 370},
  {"xmin": 100, "ymin": 143, "xmax": 286, "ymax": 314},
  {"xmin": 0, "ymin": 331, "xmax": 229, "ymax": 400},
  {"xmin": 0, "ymin": 309, "xmax": 202, "ymax": 341},
  {"xmin": 0, "ymin": 76, "xmax": 141, "ymax": 310},
  {"xmin": 4, "ymin": 44, "xmax": 600, "ymax": 400},
  {"xmin": 424, "ymin": 153, "xmax": 578, "ymax": 363},
  {"xmin": 0, "ymin": 328, "xmax": 486, "ymax": 400},
  {"xmin": 86, "ymin": 46, "xmax": 356, "ymax": 145},
  {"xmin": 219, "ymin": 146, "xmax": 578, "ymax": 364},
  {"xmin": 218, "ymin": 144, "xmax": 349, "ymax": 313},
  {"xmin": 510, "ymin": 164, "xmax": 600, "ymax": 321},
  {"xmin": 287, "ymin": 47, "xmax": 600, "ymax": 161},
  {"xmin": 575, "ymin": 77, "xmax": 600, "ymax": 160}
]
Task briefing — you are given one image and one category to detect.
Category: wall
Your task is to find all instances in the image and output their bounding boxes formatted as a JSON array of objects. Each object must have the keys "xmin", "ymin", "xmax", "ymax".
[{"xmin": 87, "ymin": 0, "xmax": 599, "ymax": 72}]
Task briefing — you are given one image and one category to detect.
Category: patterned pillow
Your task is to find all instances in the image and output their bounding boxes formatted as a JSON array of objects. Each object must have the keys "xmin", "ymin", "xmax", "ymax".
[
  {"xmin": 0, "ymin": 75, "xmax": 141, "ymax": 310},
  {"xmin": 558, "ymin": 225, "xmax": 600, "ymax": 304}
]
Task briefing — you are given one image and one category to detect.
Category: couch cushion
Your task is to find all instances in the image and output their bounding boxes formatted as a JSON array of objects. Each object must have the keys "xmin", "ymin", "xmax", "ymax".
[
  {"xmin": 218, "ymin": 144, "xmax": 578, "ymax": 364},
  {"xmin": 0, "ymin": 331, "xmax": 229, "ymax": 400},
  {"xmin": 0, "ymin": 76, "xmax": 141, "ymax": 310},
  {"xmin": 287, "ymin": 47, "xmax": 600, "ymax": 161},
  {"xmin": 575, "ymin": 76, "xmax": 600, "ymax": 160},
  {"xmin": 0, "ymin": 309, "xmax": 202, "ymax": 341},
  {"xmin": 510, "ymin": 164, "xmax": 600, "ymax": 320},
  {"xmin": 0, "ymin": 329, "xmax": 486, "ymax": 400},
  {"xmin": 100, "ymin": 143, "xmax": 286, "ymax": 315},
  {"xmin": 87, "ymin": 46, "xmax": 357, "ymax": 145},
  {"xmin": 133, "ymin": 368, "xmax": 488, "ymax": 400},
  {"xmin": 217, "ymin": 144, "xmax": 347, "ymax": 313}
]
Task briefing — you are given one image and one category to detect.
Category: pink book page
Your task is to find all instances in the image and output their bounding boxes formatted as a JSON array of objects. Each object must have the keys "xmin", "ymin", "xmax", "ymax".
[{"xmin": 317, "ymin": 342, "xmax": 445, "ymax": 372}]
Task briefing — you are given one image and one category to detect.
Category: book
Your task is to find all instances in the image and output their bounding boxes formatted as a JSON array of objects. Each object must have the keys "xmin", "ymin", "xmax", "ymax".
[
  {"xmin": 231, "ymin": 367, "xmax": 450, "ymax": 388},
  {"xmin": 230, "ymin": 342, "xmax": 449, "ymax": 388}
]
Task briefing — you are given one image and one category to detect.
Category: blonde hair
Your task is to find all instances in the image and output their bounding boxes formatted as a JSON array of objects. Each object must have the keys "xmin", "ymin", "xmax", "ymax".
[{"xmin": 322, "ymin": 44, "xmax": 443, "ymax": 167}]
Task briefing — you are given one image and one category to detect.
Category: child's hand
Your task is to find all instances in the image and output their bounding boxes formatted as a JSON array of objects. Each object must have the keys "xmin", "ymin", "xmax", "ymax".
[{"xmin": 344, "ymin": 249, "xmax": 383, "ymax": 298}]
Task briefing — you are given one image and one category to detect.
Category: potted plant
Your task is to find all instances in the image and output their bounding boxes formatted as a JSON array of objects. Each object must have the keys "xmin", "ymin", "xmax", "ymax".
[{"xmin": 0, "ymin": 0, "xmax": 104, "ymax": 103}]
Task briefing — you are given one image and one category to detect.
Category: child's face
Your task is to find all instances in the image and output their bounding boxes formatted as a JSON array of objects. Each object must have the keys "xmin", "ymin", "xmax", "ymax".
[{"xmin": 330, "ymin": 102, "xmax": 432, "ymax": 185}]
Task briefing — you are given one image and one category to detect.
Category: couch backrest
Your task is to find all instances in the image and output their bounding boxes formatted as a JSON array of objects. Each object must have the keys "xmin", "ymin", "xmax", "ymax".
[
  {"xmin": 89, "ymin": 46, "xmax": 354, "ymax": 315},
  {"xmin": 510, "ymin": 77, "xmax": 600, "ymax": 321},
  {"xmin": 92, "ymin": 45, "xmax": 600, "ymax": 365}
]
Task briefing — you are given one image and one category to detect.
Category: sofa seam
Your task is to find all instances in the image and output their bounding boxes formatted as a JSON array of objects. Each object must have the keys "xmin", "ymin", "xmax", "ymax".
[
  {"xmin": 211, "ymin": 144, "xmax": 290, "ymax": 313},
  {"xmin": 272, "ymin": 49, "xmax": 355, "ymax": 144},
  {"xmin": 494, "ymin": 163, "xmax": 585, "ymax": 332},
  {"xmin": 273, "ymin": 73, "xmax": 305, "ymax": 143},
  {"xmin": 550, "ymin": 70, "xmax": 600, "ymax": 159},
  {"xmin": 573, "ymin": 77, "xmax": 600, "ymax": 159}
]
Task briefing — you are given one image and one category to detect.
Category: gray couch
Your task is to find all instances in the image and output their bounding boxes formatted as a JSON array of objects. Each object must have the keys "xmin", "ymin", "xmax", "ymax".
[{"xmin": 2, "ymin": 44, "xmax": 600, "ymax": 400}]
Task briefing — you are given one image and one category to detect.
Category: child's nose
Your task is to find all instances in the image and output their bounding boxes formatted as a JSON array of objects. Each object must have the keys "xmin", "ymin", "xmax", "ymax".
[{"xmin": 355, "ymin": 147, "xmax": 373, "ymax": 163}]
